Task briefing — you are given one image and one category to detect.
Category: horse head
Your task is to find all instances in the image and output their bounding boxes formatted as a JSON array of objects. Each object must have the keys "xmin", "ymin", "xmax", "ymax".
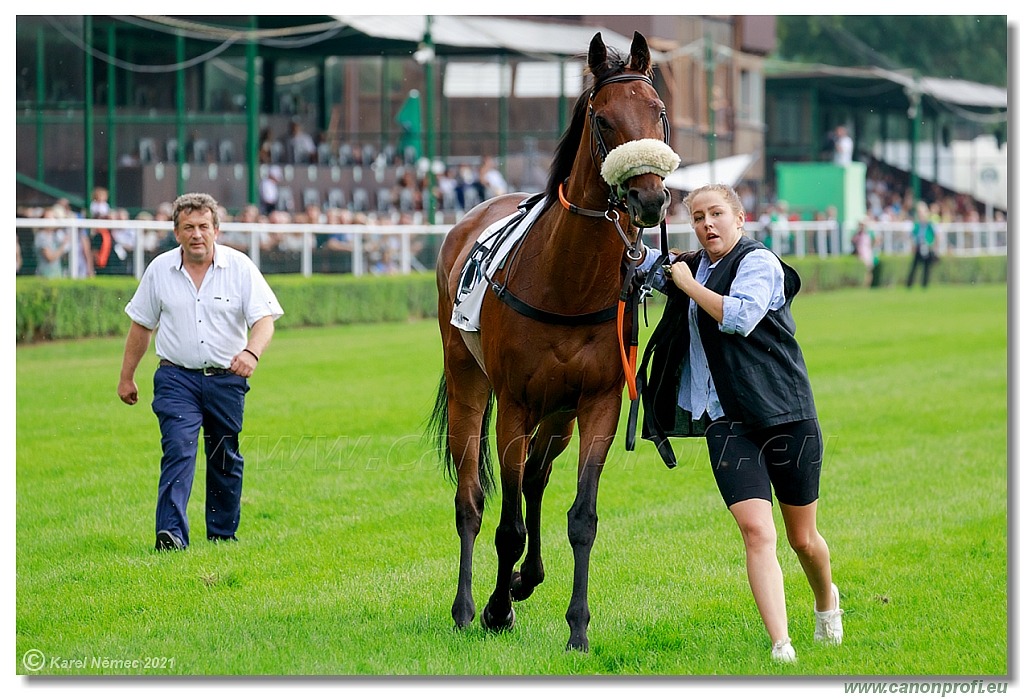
[{"xmin": 586, "ymin": 31, "xmax": 678, "ymax": 229}]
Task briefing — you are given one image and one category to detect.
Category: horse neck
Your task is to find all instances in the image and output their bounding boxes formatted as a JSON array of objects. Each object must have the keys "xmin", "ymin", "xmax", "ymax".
[
  {"xmin": 526, "ymin": 153, "xmax": 629, "ymax": 309},
  {"xmin": 563, "ymin": 139, "xmax": 610, "ymax": 218}
]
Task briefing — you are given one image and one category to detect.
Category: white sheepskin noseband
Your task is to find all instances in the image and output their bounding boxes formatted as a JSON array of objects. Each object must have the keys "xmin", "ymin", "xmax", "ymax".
[{"xmin": 600, "ymin": 139, "xmax": 681, "ymax": 187}]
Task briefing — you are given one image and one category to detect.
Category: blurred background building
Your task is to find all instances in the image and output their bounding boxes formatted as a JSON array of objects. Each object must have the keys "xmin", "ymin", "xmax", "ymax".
[{"xmin": 15, "ymin": 15, "xmax": 1007, "ymax": 225}]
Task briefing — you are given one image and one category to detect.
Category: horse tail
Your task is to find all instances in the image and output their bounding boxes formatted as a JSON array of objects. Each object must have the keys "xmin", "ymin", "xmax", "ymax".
[
  {"xmin": 428, "ymin": 372, "xmax": 496, "ymax": 498},
  {"xmin": 428, "ymin": 373, "xmax": 452, "ymax": 479},
  {"xmin": 478, "ymin": 391, "xmax": 496, "ymax": 496}
]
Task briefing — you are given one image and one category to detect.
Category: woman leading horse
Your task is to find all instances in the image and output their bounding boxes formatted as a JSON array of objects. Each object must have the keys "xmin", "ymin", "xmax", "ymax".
[{"xmin": 431, "ymin": 31, "xmax": 677, "ymax": 651}]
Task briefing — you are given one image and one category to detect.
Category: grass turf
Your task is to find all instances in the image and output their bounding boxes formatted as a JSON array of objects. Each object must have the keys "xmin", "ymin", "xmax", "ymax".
[{"xmin": 15, "ymin": 283, "xmax": 1007, "ymax": 676}]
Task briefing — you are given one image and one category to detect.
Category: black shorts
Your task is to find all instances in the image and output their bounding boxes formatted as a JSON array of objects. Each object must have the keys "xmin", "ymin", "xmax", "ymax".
[{"xmin": 704, "ymin": 418, "xmax": 823, "ymax": 508}]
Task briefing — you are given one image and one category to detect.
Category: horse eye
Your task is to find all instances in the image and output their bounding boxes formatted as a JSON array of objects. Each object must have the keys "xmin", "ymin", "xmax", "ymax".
[{"xmin": 595, "ymin": 115, "xmax": 612, "ymax": 132}]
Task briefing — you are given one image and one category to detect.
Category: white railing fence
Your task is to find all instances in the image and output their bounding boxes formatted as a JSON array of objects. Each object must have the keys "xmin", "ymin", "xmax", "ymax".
[{"xmin": 17, "ymin": 217, "xmax": 1008, "ymax": 280}]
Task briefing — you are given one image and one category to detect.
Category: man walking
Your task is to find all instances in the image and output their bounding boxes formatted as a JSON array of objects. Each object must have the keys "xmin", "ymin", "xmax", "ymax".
[{"xmin": 118, "ymin": 192, "xmax": 284, "ymax": 550}]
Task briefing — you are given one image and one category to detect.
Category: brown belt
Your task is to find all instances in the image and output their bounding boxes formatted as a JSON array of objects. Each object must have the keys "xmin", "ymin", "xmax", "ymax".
[{"xmin": 159, "ymin": 359, "xmax": 233, "ymax": 376}]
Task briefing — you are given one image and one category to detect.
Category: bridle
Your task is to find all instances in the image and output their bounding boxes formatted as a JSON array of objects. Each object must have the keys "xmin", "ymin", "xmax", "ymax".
[
  {"xmin": 562, "ymin": 71, "xmax": 672, "ymax": 260},
  {"xmin": 586, "ymin": 73, "xmax": 672, "ymax": 213},
  {"xmin": 493, "ymin": 70, "xmax": 675, "ymax": 400}
]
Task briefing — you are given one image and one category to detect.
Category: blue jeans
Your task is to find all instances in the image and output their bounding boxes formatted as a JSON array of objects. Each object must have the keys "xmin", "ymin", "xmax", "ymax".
[{"xmin": 151, "ymin": 365, "xmax": 249, "ymax": 546}]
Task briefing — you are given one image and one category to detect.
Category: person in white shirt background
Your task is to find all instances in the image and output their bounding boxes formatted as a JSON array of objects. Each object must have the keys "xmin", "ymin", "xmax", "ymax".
[{"xmin": 833, "ymin": 125, "xmax": 854, "ymax": 166}]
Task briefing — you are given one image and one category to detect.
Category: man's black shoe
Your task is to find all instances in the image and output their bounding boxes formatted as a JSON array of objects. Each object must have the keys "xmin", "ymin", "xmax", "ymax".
[
  {"xmin": 207, "ymin": 534, "xmax": 238, "ymax": 543},
  {"xmin": 155, "ymin": 530, "xmax": 185, "ymax": 551}
]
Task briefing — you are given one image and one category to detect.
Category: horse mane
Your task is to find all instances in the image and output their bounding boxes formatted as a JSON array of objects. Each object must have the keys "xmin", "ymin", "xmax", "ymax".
[{"xmin": 543, "ymin": 46, "xmax": 631, "ymax": 206}]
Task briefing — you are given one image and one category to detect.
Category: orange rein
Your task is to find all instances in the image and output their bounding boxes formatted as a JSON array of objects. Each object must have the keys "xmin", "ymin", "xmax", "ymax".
[
  {"xmin": 617, "ymin": 299, "xmax": 639, "ymax": 401},
  {"xmin": 558, "ymin": 182, "xmax": 639, "ymax": 401}
]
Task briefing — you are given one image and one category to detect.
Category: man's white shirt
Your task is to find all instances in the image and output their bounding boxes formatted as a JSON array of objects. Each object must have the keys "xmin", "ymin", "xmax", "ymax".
[{"xmin": 125, "ymin": 244, "xmax": 284, "ymax": 370}]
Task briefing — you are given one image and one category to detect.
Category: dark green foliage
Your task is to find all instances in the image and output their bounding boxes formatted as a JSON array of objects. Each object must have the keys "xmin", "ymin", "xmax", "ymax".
[
  {"xmin": 14, "ymin": 256, "xmax": 1007, "ymax": 343},
  {"xmin": 776, "ymin": 16, "xmax": 1008, "ymax": 88},
  {"xmin": 16, "ymin": 277, "xmax": 134, "ymax": 343},
  {"xmin": 15, "ymin": 273, "xmax": 440, "ymax": 343}
]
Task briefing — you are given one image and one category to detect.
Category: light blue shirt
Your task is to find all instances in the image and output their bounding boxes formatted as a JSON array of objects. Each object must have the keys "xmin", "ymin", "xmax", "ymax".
[{"xmin": 639, "ymin": 244, "xmax": 786, "ymax": 419}]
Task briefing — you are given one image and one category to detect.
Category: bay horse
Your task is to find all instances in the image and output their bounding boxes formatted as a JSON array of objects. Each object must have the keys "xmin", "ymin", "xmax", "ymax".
[{"xmin": 430, "ymin": 31, "xmax": 676, "ymax": 652}]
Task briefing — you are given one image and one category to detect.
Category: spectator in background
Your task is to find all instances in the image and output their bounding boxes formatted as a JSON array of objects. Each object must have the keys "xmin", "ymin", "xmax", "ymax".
[
  {"xmin": 479, "ymin": 156, "xmax": 508, "ymax": 199},
  {"xmin": 851, "ymin": 218, "xmax": 879, "ymax": 287},
  {"xmin": 152, "ymin": 202, "xmax": 177, "ymax": 253},
  {"xmin": 33, "ymin": 206, "xmax": 70, "ymax": 278},
  {"xmin": 258, "ymin": 128, "xmax": 276, "ymax": 165},
  {"xmin": 92, "ymin": 207, "xmax": 134, "ymax": 276},
  {"xmin": 288, "ymin": 121, "xmax": 317, "ymax": 164},
  {"xmin": 261, "ymin": 209, "xmax": 292, "ymax": 253},
  {"xmin": 90, "ymin": 223, "xmax": 116, "ymax": 275},
  {"xmin": 832, "ymin": 126, "xmax": 853, "ymax": 166},
  {"xmin": 220, "ymin": 204, "xmax": 258, "ymax": 252},
  {"xmin": 111, "ymin": 208, "xmax": 137, "ymax": 274},
  {"xmin": 134, "ymin": 210, "xmax": 162, "ymax": 260},
  {"xmin": 89, "ymin": 186, "xmax": 111, "ymax": 219},
  {"xmin": 322, "ymin": 207, "xmax": 354, "ymax": 252},
  {"xmin": 52, "ymin": 198, "xmax": 94, "ymax": 278},
  {"xmin": 435, "ymin": 166, "xmax": 460, "ymax": 211},
  {"xmin": 87, "ymin": 190, "xmax": 117, "ymax": 275},
  {"xmin": 260, "ymin": 166, "xmax": 282, "ymax": 216},
  {"xmin": 303, "ymin": 202, "xmax": 324, "ymax": 226},
  {"xmin": 737, "ymin": 184, "xmax": 756, "ymax": 218},
  {"xmin": 457, "ymin": 164, "xmax": 481, "ymax": 209},
  {"xmin": 906, "ymin": 201, "xmax": 938, "ymax": 288},
  {"xmin": 393, "ymin": 169, "xmax": 423, "ymax": 213}
]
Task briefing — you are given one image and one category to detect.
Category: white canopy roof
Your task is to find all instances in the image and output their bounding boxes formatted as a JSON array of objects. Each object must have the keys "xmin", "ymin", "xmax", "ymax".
[
  {"xmin": 766, "ymin": 61, "xmax": 1007, "ymax": 110},
  {"xmin": 663, "ymin": 153, "xmax": 758, "ymax": 192},
  {"xmin": 332, "ymin": 15, "xmax": 666, "ymax": 60}
]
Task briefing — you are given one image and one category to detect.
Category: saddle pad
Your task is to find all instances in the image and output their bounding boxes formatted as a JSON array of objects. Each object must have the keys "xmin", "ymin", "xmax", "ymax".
[{"xmin": 451, "ymin": 195, "xmax": 547, "ymax": 331}]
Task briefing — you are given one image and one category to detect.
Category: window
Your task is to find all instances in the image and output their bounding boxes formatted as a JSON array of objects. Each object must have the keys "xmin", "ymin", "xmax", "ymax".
[
  {"xmin": 444, "ymin": 62, "xmax": 512, "ymax": 98},
  {"xmin": 513, "ymin": 61, "xmax": 584, "ymax": 98},
  {"xmin": 738, "ymin": 68, "xmax": 763, "ymax": 126},
  {"xmin": 206, "ymin": 57, "xmax": 253, "ymax": 113}
]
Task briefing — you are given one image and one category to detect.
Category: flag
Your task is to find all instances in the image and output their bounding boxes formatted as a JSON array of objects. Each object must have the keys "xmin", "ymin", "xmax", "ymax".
[{"xmin": 395, "ymin": 89, "xmax": 422, "ymax": 160}]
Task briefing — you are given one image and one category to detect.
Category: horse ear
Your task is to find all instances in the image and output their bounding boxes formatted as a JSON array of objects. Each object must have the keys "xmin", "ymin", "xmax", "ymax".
[
  {"xmin": 588, "ymin": 32, "xmax": 608, "ymax": 73},
  {"xmin": 629, "ymin": 31, "xmax": 652, "ymax": 75}
]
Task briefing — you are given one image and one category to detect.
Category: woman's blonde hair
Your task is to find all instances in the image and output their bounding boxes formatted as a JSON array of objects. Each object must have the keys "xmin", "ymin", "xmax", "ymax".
[{"xmin": 682, "ymin": 184, "xmax": 745, "ymax": 220}]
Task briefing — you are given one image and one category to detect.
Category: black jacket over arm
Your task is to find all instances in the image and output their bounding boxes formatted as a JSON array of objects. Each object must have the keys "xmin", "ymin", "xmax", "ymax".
[{"xmin": 628, "ymin": 236, "xmax": 816, "ymax": 468}]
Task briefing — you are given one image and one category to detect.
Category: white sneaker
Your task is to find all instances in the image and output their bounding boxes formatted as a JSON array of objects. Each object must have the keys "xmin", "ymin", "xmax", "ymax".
[
  {"xmin": 814, "ymin": 583, "xmax": 844, "ymax": 645},
  {"xmin": 771, "ymin": 638, "xmax": 797, "ymax": 663}
]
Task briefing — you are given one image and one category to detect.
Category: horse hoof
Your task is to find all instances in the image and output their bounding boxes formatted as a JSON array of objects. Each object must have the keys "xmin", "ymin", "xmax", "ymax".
[
  {"xmin": 452, "ymin": 599, "xmax": 475, "ymax": 629},
  {"xmin": 453, "ymin": 615, "xmax": 474, "ymax": 630},
  {"xmin": 481, "ymin": 604, "xmax": 516, "ymax": 632},
  {"xmin": 510, "ymin": 571, "xmax": 535, "ymax": 602},
  {"xmin": 566, "ymin": 636, "xmax": 590, "ymax": 653}
]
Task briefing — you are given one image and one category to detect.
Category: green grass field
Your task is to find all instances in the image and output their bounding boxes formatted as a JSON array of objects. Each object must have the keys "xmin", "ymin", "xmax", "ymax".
[{"xmin": 15, "ymin": 283, "xmax": 1008, "ymax": 677}]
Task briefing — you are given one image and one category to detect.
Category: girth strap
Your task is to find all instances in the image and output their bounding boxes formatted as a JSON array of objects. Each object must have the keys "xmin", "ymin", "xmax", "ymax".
[{"xmin": 493, "ymin": 284, "xmax": 619, "ymax": 326}]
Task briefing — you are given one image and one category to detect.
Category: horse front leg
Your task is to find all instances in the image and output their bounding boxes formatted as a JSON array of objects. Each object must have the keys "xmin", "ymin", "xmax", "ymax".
[
  {"xmin": 481, "ymin": 402, "xmax": 530, "ymax": 632},
  {"xmin": 565, "ymin": 397, "xmax": 620, "ymax": 652},
  {"xmin": 512, "ymin": 412, "xmax": 576, "ymax": 602}
]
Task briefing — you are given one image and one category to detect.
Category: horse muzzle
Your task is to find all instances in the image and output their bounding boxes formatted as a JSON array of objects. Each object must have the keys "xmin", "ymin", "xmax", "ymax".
[
  {"xmin": 600, "ymin": 139, "xmax": 679, "ymax": 228},
  {"xmin": 626, "ymin": 184, "xmax": 670, "ymax": 228}
]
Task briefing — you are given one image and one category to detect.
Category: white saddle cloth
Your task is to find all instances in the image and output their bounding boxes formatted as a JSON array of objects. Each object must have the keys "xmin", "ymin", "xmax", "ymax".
[{"xmin": 451, "ymin": 195, "xmax": 547, "ymax": 332}]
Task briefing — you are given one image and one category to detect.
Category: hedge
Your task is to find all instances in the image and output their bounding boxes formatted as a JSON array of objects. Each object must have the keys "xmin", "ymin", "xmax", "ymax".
[
  {"xmin": 15, "ymin": 273, "xmax": 438, "ymax": 344},
  {"xmin": 15, "ymin": 254, "xmax": 1006, "ymax": 344}
]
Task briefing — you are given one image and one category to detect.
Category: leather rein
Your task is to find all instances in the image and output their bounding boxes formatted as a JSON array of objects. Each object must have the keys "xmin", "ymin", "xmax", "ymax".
[{"xmin": 491, "ymin": 72, "xmax": 671, "ymax": 401}]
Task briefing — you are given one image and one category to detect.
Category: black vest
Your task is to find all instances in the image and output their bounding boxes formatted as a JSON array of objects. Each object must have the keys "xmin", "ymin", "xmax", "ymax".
[{"xmin": 628, "ymin": 236, "xmax": 817, "ymax": 468}]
